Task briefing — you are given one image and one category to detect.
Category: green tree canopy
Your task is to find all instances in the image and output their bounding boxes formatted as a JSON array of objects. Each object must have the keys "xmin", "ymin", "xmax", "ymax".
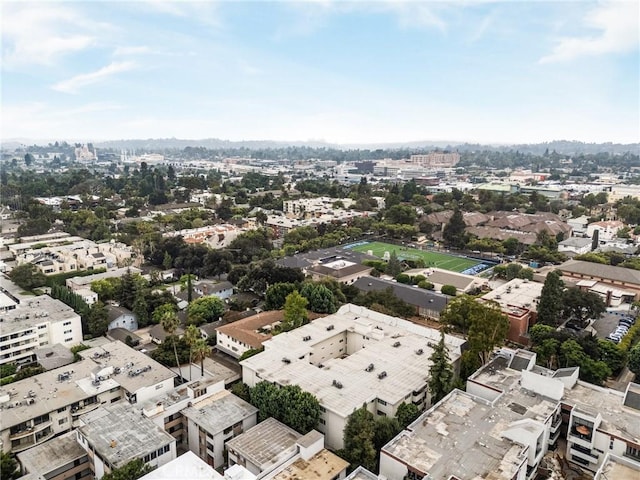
[
  {"xmin": 9, "ymin": 263, "xmax": 47, "ymax": 290},
  {"xmin": 341, "ymin": 405, "xmax": 377, "ymax": 472},
  {"xmin": 101, "ymin": 458, "xmax": 153, "ymax": 480},
  {"xmin": 249, "ymin": 382, "xmax": 320, "ymax": 434},
  {"xmin": 442, "ymin": 208, "xmax": 466, "ymax": 249},
  {"xmin": 537, "ymin": 270, "xmax": 565, "ymax": 326},
  {"xmin": 428, "ymin": 332, "xmax": 454, "ymax": 404},
  {"xmin": 187, "ymin": 296, "xmax": 225, "ymax": 325},
  {"xmin": 396, "ymin": 402, "xmax": 420, "ymax": 428},
  {"xmin": 281, "ymin": 291, "xmax": 309, "ymax": 331}
]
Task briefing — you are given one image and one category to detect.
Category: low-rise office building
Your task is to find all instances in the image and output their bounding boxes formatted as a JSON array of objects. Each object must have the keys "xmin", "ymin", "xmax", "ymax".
[{"xmin": 241, "ymin": 304, "xmax": 465, "ymax": 450}]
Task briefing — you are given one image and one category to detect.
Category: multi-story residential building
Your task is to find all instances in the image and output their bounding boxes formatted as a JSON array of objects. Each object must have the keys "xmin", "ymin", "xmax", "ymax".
[
  {"xmin": 215, "ymin": 310, "xmax": 282, "ymax": 359},
  {"xmin": 283, "ymin": 197, "xmax": 355, "ymax": 218},
  {"xmin": 0, "ymin": 288, "xmax": 82, "ymax": 366},
  {"xmin": 140, "ymin": 377, "xmax": 226, "ymax": 446},
  {"xmin": 139, "ymin": 451, "xmax": 223, "ymax": 480},
  {"xmin": 480, "ymin": 278, "xmax": 543, "ymax": 345},
  {"xmin": 226, "ymin": 418, "xmax": 302, "ymax": 476},
  {"xmin": 17, "ymin": 431, "xmax": 91, "ymax": 480},
  {"xmin": 76, "ymin": 402, "xmax": 177, "ymax": 479},
  {"xmin": 162, "ymin": 224, "xmax": 245, "ymax": 249},
  {"xmin": 380, "ymin": 348, "xmax": 640, "ymax": 479},
  {"xmin": 227, "ymin": 418, "xmax": 349, "ymax": 480},
  {"xmin": 11, "ymin": 236, "xmax": 132, "ymax": 275},
  {"xmin": 182, "ymin": 390, "xmax": 258, "ymax": 468},
  {"xmin": 557, "ymin": 237, "xmax": 593, "ymax": 256},
  {"xmin": 0, "ymin": 341, "xmax": 176, "ymax": 453},
  {"xmin": 241, "ymin": 304, "xmax": 465, "ymax": 450},
  {"xmin": 65, "ymin": 267, "xmax": 142, "ymax": 292},
  {"xmin": 587, "ymin": 220, "xmax": 626, "ymax": 243}
]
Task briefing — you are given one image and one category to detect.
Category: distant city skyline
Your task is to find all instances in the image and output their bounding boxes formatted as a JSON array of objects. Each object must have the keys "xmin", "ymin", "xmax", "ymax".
[{"xmin": 2, "ymin": 1, "xmax": 639, "ymax": 144}]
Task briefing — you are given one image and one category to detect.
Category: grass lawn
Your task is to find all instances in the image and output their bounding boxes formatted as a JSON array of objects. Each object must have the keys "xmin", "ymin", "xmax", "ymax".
[{"xmin": 348, "ymin": 241, "xmax": 485, "ymax": 274}]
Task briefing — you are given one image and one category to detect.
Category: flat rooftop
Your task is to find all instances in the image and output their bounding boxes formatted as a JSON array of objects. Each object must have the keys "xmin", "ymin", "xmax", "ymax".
[
  {"xmin": 481, "ymin": 278, "xmax": 543, "ymax": 314},
  {"xmin": 139, "ymin": 451, "xmax": 222, "ymax": 480},
  {"xmin": 563, "ymin": 382, "xmax": 640, "ymax": 441},
  {"xmin": 226, "ymin": 418, "xmax": 301, "ymax": 471},
  {"xmin": 595, "ymin": 454, "xmax": 640, "ymax": 480},
  {"xmin": 270, "ymin": 449, "xmax": 348, "ymax": 480},
  {"xmin": 78, "ymin": 341, "xmax": 176, "ymax": 394},
  {"xmin": 405, "ymin": 267, "xmax": 482, "ymax": 290},
  {"xmin": 344, "ymin": 466, "xmax": 379, "ymax": 480},
  {"xmin": 182, "ymin": 390, "xmax": 257, "ymax": 434},
  {"xmin": 17, "ymin": 430, "xmax": 86, "ymax": 474},
  {"xmin": 242, "ymin": 304, "xmax": 464, "ymax": 417},
  {"xmin": 382, "ymin": 390, "xmax": 529, "ymax": 480},
  {"xmin": 0, "ymin": 294, "xmax": 79, "ymax": 335},
  {"xmin": 0, "ymin": 340, "xmax": 175, "ymax": 429},
  {"xmin": 78, "ymin": 402, "xmax": 174, "ymax": 469}
]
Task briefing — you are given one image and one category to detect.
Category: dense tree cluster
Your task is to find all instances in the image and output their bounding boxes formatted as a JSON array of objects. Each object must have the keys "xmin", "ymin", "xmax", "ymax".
[{"xmin": 249, "ymin": 382, "xmax": 321, "ymax": 434}]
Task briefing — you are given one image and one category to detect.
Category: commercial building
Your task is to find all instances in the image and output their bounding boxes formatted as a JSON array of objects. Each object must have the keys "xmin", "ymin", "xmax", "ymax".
[
  {"xmin": 0, "ymin": 340, "xmax": 176, "ymax": 453},
  {"xmin": 0, "ymin": 286, "xmax": 82, "ymax": 366},
  {"xmin": 182, "ymin": 390, "xmax": 258, "ymax": 468},
  {"xmin": 480, "ymin": 278, "xmax": 543, "ymax": 345},
  {"xmin": 241, "ymin": 304, "xmax": 465, "ymax": 450},
  {"xmin": 558, "ymin": 259, "xmax": 640, "ymax": 302},
  {"xmin": 410, "ymin": 152, "xmax": 460, "ymax": 168},
  {"xmin": 76, "ymin": 402, "xmax": 177, "ymax": 479},
  {"xmin": 352, "ymin": 277, "xmax": 449, "ymax": 320}
]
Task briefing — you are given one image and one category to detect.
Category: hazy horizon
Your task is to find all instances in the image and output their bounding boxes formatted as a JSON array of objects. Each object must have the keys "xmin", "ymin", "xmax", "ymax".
[{"xmin": 2, "ymin": 1, "xmax": 639, "ymax": 144}]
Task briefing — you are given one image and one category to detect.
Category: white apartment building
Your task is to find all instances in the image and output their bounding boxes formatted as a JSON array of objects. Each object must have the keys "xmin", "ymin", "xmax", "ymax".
[
  {"xmin": 182, "ymin": 390, "xmax": 258, "ymax": 469},
  {"xmin": 0, "ymin": 290, "xmax": 82, "ymax": 366},
  {"xmin": 0, "ymin": 341, "xmax": 176, "ymax": 453},
  {"xmin": 163, "ymin": 224, "xmax": 245, "ymax": 249},
  {"xmin": 587, "ymin": 220, "xmax": 626, "ymax": 243},
  {"xmin": 379, "ymin": 348, "xmax": 640, "ymax": 480},
  {"xmin": 227, "ymin": 418, "xmax": 349, "ymax": 480},
  {"xmin": 283, "ymin": 197, "xmax": 355, "ymax": 218},
  {"xmin": 76, "ymin": 402, "xmax": 176, "ymax": 479},
  {"xmin": 17, "ymin": 430, "xmax": 91, "ymax": 480},
  {"xmin": 12, "ymin": 236, "xmax": 133, "ymax": 275},
  {"xmin": 241, "ymin": 304, "xmax": 465, "ymax": 450}
]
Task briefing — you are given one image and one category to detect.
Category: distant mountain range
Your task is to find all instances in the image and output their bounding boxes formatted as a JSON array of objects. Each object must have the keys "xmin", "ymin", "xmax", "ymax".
[{"xmin": 2, "ymin": 137, "xmax": 638, "ymax": 156}]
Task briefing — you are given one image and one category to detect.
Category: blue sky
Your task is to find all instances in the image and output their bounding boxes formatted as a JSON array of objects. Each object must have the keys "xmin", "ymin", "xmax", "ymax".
[{"xmin": 1, "ymin": 1, "xmax": 638, "ymax": 144}]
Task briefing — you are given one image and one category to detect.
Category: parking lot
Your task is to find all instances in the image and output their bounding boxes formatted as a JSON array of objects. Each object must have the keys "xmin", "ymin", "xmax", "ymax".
[{"xmin": 591, "ymin": 310, "xmax": 636, "ymax": 340}]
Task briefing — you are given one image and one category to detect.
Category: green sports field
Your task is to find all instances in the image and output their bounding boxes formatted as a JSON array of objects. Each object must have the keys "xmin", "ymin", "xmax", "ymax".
[{"xmin": 348, "ymin": 241, "xmax": 485, "ymax": 274}]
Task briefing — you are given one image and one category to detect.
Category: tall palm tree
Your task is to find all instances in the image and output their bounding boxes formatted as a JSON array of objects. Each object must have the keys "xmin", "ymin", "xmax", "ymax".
[
  {"xmin": 184, "ymin": 324, "xmax": 201, "ymax": 382},
  {"xmin": 192, "ymin": 339, "xmax": 211, "ymax": 378},
  {"xmin": 160, "ymin": 311, "xmax": 183, "ymax": 382}
]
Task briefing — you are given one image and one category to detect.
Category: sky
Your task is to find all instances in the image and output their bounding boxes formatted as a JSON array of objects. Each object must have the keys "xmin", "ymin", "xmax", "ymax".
[{"xmin": 1, "ymin": 0, "xmax": 639, "ymax": 145}]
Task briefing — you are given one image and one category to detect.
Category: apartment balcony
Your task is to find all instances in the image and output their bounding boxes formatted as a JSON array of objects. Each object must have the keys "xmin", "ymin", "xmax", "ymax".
[
  {"xmin": 568, "ymin": 426, "xmax": 594, "ymax": 449},
  {"xmin": 569, "ymin": 443, "xmax": 599, "ymax": 465},
  {"xmin": 550, "ymin": 416, "xmax": 562, "ymax": 434},
  {"xmin": 10, "ymin": 420, "xmax": 51, "ymax": 440},
  {"xmin": 548, "ymin": 428, "xmax": 561, "ymax": 445},
  {"xmin": 71, "ymin": 403, "xmax": 100, "ymax": 417}
]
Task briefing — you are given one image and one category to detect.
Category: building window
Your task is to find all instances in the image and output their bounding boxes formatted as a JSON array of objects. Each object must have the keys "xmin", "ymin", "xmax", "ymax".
[
  {"xmin": 626, "ymin": 445, "xmax": 640, "ymax": 460},
  {"xmin": 610, "ymin": 438, "xmax": 614, "ymax": 450},
  {"xmin": 59, "ymin": 418, "xmax": 67, "ymax": 425},
  {"xmin": 63, "ymin": 321, "xmax": 72, "ymax": 326},
  {"xmin": 64, "ymin": 338, "xmax": 72, "ymax": 342},
  {"xmin": 378, "ymin": 399, "xmax": 387, "ymax": 406}
]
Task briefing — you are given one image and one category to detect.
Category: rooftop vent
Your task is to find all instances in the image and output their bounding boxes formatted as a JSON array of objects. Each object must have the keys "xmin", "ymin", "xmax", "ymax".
[
  {"xmin": 416, "ymin": 349, "xmax": 424, "ymax": 355},
  {"xmin": 378, "ymin": 371, "xmax": 387, "ymax": 379},
  {"xmin": 365, "ymin": 364, "xmax": 374, "ymax": 372},
  {"xmin": 326, "ymin": 325, "xmax": 334, "ymax": 331},
  {"xmin": 282, "ymin": 358, "xmax": 291, "ymax": 364},
  {"xmin": 303, "ymin": 336, "xmax": 311, "ymax": 342},
  {"xmin": 393, "ymin": 341, "xmax": 401, "ymax": 348},
  {"xmin": 332, "ymin": 380, "xmax": 343, "ymax": 389}
]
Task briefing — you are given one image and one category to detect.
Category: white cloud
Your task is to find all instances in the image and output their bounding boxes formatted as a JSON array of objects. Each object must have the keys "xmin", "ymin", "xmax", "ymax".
[
  {"xmin": 1, "ymin": 3, "xmax": 110, "ymax": 68},
  {"xmin": 540, "ymin": 1, "xmax": 639, "ymax": 63},
  {"xmin": 113, "ymin": 46, "xmax": 152, "ymax": 56},
  {"xmin": 52, "ymin": 62, "xmax": 137, "ymax": 93}
]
